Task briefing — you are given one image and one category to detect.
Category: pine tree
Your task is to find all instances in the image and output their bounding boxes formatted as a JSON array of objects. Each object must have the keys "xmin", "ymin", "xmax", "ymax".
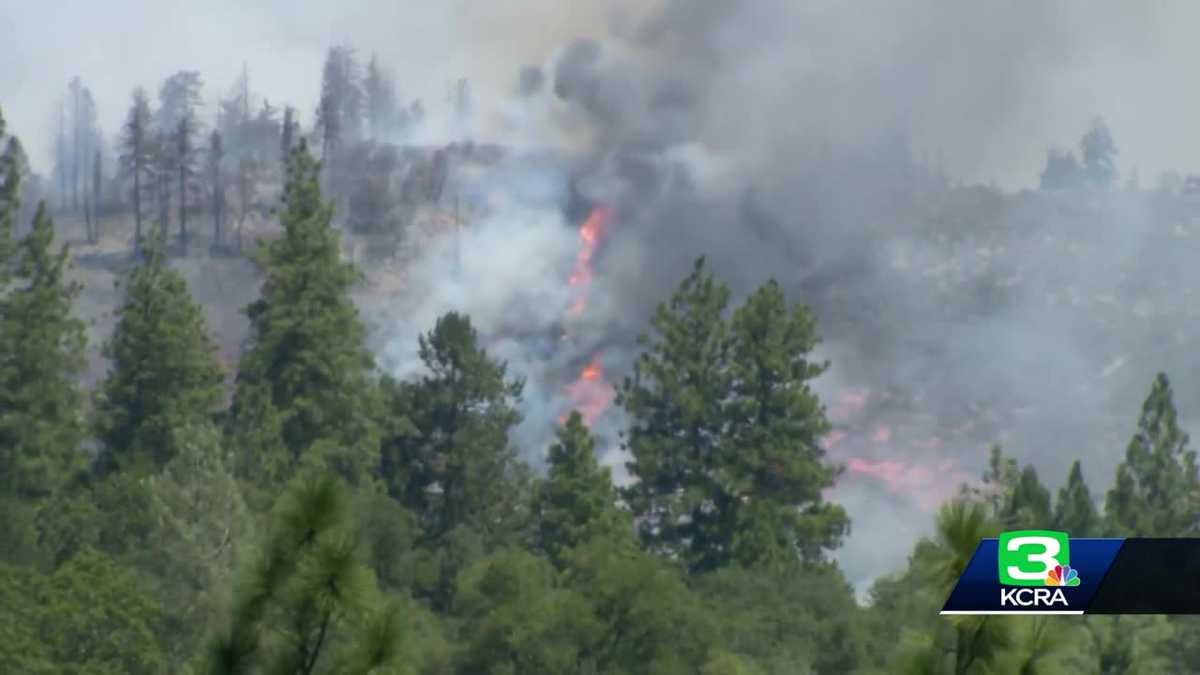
[
  {"xmin": 1081, "ymin": 118, "xmax": 1118, "ymax": 190},
  {"xmin": 380, "ymin": 312, "xmax": 530, "ymax": 610},
  {"xmin": 533, "ymin": 411, "xmax": 632, "ymax": 566},
  {"xmin": 1054, "ymin": 460, "xmax": 1099, "ymax": 536},
  {"xmin": 619, "ymin": 258, "xmax": 732, "ymax": 567},
  {"xmin": 207, "ymin": 130, "xmax": 226, "ymax": 251},
  {"xmin": 972, "ymin": 445, "xmax": 1052, "ymax": 530},
  {"xmin": 94, "ymin": 234, "xmax": 224, "ymax": 474},
  {"xmin": 206, "ymin": 472, "xmax": 404, "ymax": 675},
  {"xmin": 120, "ymin": 88, "xmax": 153, "ymax": 250},
  {"xmin": 364, "ymin": 55, "xmax": 398, "ymax": 140},
  {"xmin": 1008, "ymin": 465, "xmax": 1053, "ymax": 528},
  {"xmin": 227, "ymin": 139, "xmax": 379, "ymax": 489},
  {"xmin": 724, "ymin": 278, "xmax": 848, "ymax": 567},
  {"xmin": 146, "ymin": 422, "xmax": 250, "ymax": 671},
  {"xmin": 619, "ymin": 259, "xmax": 847, "ymax": 571},
  {"xmin": 0, "ymin": 203, "xmax": 86, "ymax": 500},
  {"xmin": 1105, "ymin": 372, "xmax": 1200, "ymax": 537},
  {"xmin": 175, "ymin": 111, "xmax": 200, "ymax": 255},
  {"xmin": 0, "ymin": 548, "xmax": 168, "ymax": 674},
  {"xmin": 384, "ymin": 312, "xmax": 528, "ymax": 544},
  {"xmin": 0, "ymin": 106, "xmax": 26, "ymax": 283}
]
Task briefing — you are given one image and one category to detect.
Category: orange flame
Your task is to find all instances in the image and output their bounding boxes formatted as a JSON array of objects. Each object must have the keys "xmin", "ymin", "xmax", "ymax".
[
  {"xmin": 561, "ymin": 206, "xmax": 616, "ymax": 428},
  {"xmin": 567, "ymin": 207, "xmax": 613, "ymax": 317},
  {"xmin": 563, "ymin": 356, "xmax": 614, "ymax": 427}
]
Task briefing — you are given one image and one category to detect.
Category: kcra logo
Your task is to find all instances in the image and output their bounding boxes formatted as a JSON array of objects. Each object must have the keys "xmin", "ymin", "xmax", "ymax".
[{"xmin": 997, "ymin": 530, "xmax": 1081, "ymax": 608}]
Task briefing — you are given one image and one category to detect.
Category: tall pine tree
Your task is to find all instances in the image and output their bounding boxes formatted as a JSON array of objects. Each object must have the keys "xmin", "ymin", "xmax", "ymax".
[
  {"xmin": 619, "ymin": 259, "xmax": 847, "ymax": 571},
  {"xmin": 1054, "ymin": 460, "xmax": 1099, "ymax": 536},
  {"xmin": 724, "ymin": 278, "xmax": 848, "ymax": 567},
  {"xmin": 380, "ymin": 312, "xmax": 530, "ymax": 609},
  {"xmin": 618, "ymin": 258, "xmax": 731, "ymax": 568},
  {"xmin": 94, "ymin": 233, "xmax": 224, "ymax": 475},
  {"xmin": 383, "ymin": 312, "xmax": 528, "ymax": 544},
  {"xmin": 0, "ymin": 106, "xmax": 24, "ymax": 282},
  {"xmin": 1105, "ymin": 372, "xmax": 1200, "ymax": 537},
  {"xmin": 533, "ymin": 411, "xmax": 632, "ymax": 566},
  {"xmin": 227, "ymin": 139, "xmax": 379, "ymax": 489},
  {"xmin": 0, "ymin": 203, "xmax": 87, "ymax": 499}
]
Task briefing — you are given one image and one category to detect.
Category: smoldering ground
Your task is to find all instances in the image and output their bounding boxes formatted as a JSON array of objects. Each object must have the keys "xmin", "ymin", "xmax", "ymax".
[{"xmin": 9, "ymin": 0, "xmax": 1200, "ymax": 591}]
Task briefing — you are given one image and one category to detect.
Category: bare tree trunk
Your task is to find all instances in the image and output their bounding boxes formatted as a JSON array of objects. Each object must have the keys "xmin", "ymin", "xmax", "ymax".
[
  {"xmin": 133, "ymin": 159, "xmax": 142, "ymax": 252},
  {"xmin": 72, "ymin": 86, "xmax": 80, "ymax": 212},
  {"xmin": 58, "ymin": 104, "xmax": 67, "ymax": 211},
  {"xmin": 178, "ymin": 164, "xmax": 188, "ymax": 256}
]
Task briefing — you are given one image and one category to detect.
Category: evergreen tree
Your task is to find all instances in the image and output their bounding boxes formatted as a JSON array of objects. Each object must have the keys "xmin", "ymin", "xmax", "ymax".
[
  {"xmin": 0, "ymin": 548, "xmax": 167, "ymax": 674},
  {"xmin": 206, "ymin": 472, "xmax": 404, "ymax": 675},
  {"xmin": 364, "ymin": 55, "xmax": 399, "ymax": 140},
  {"xmin": 0, "ymin": 106, "xmax": 26, "ymax": 283},
  {"xmin": 227, "ymin": 139, "xmax": 380, "ymax": 489},
  {"xmin": 119, "ymin": 88, "xmax": 153, "ymax": 250},
  {"xmin": 620, "ymin": 259, "xmax": 846, "ymax": 571},
  {"xmin": 1054, "ymin": 460, "xmax": 1100, "ymax": 536},
  {"xmin": 1081, "ymin": 118, "xmax": 1118, "ymax": 190},
  {"xmin": 451, "ymin": 548, "xmax": 598, "ymax": 675},
  {"xmin": 94, "ymin": 233, "xmax": 224, "ymax": 474},
  {"xmin": 619, "ymin": 258, "xmax": 732, "ymax": 567},
  {"xmin": 0, "ymin": 203, "xmax": 86, "ymax": 500},
  {"xmin": 383, "ymin": 312, "xmax": 527, "ymax": 544},
  {"xmin": 145, "ymin": 422, "xmax": 251, "ymax": 672},
  {"xmin": 380, "ymin": 312, "xmax": 530, "ymax": 609},
  {"xmin": 207, "ymin": 129, "xmax": 226, "ymax": 251},
  {"xmin": 386, "ymin": 312, "xmax": 528, "ymax": 538},
  {"xmin": 724, "ymin": 278, "xmax": 848, "ymax": 566},
  {"xmin": 174, "ymin": 111, "xmax": 201, "ymax": 255},
  {"xmin": 533, "ymin": 411, "xmax": 632, "ymax": 566},
  {"xmin": 1105, "ymin": 373, "xmax": 1200, "ymax": 537},
  {"xmin": 973, "ymin": 445, "xmax": 1052, "ymax": 530}
]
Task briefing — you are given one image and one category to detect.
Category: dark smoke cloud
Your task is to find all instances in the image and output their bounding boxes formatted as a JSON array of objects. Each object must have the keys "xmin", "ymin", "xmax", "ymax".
[{"xmin": 517, "ymin": 1, "xmax": 1200, "ymax": 589}]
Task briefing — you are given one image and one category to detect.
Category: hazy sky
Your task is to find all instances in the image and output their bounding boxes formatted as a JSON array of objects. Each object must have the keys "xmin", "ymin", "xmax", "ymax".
[{"xmin": 3, "ymin": 1, "xmax": 1200, "ymax": 188}]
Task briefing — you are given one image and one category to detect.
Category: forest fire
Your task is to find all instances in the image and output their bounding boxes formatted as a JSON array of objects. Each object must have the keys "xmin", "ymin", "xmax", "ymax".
[
  {"xmin": 563, "ymin": 356, "xmax": 616, "ymax": 426},
  {"xmin": 825, "ymin": 386, "xmax": 973, "ymax": 511},
  {"xmin": 567, "ymin": 206, "xmax": 613, "ymax": 317},
  {"xmin": 562, "ymin": 206, "xmax": 617, "ymax": 426}
]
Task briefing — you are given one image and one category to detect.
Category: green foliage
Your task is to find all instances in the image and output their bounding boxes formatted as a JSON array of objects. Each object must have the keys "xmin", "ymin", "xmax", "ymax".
[
  {"xmin": 694, "ymin": 563, "xmax": 867, "ymax": 674},
  {"xmin": 381, "ymin": 312, "xmax": 531, "ymax": 607},
  {"xmin": 95, "ymin": 234, "xmax": 225, "ymax": 474},
  {"xmin": 1105, "ymin": 372, "xmax": 1200, "ymax": 537},
  {"xmin": 725, "ymin": 279, "xmax": 848, "ymax": 565},
  {"xmin": 228, "ymin": 139, "xmax": 380, "ymax": 489},
  {"xmin": 972, "ymin": 445, "xmax": 1051, "ymax": 530},
  {"xmin": 206, "ymin": 471, "xmax": 404, "ymax": 675},
  {"xmin": 144, "ymin": 422, "xmax": 252, "ymax": 672},
  {"xmin": 533, "ymin": 410, "xmax": 633, "ymax": 566},
  {"xmin": 0, "ymin": 549, "xmax": 167, "ymax": 674},
  {"xmin": 452, "ymin": 548, "xmax": 599, "ymax": 675},
  {"xmin": 0, "ymin": 203, "xmax": 87, "ymax": 500},
  {"xmin": 619, "ymin": 257, "xmax": 731, "ymax": 567},
  {"xmin": 562, "ymin": 538, "xmax": 725, "ymax": 673},
  {"xmin": 0, "ymin": 105, "xmax": 25, "ymax": 283},
  {"xmin": 619, "ymin": 259, "xmax": 845, "ymax": 572},
  {"xmin": 1054, "ymin": 460, "xmax": 1100, "ymax": 536}
]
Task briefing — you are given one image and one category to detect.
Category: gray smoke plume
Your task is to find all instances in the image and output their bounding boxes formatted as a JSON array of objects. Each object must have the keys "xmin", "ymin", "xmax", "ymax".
[{"xmin": 380, "ymin": 1, "xmax": 1200, "ymax": 592}]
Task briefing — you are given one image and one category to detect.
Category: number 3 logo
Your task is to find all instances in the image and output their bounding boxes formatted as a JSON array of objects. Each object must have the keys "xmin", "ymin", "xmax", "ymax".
[{"xmin": 998, "ymin": 530, "xmax": 1071, "ymax": 587}]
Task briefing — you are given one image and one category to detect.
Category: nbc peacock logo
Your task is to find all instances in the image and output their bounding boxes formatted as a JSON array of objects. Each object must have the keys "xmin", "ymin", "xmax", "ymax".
[{"xmin": 1045, "ymin": 563, "xmax": 1081, "ymax": 587}]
